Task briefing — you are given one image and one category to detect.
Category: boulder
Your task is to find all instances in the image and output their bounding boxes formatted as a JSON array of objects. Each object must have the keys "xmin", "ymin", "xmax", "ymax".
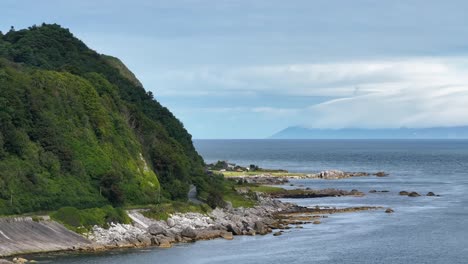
[
  {"xmin": 181, "ymin": 227, "xmax": 198, "ymax": 239},
  {"xmin": 222, "ymin": 231, "xmax": 234, "ymax": 240},
  {"xmin": 166, "ymin": 218, "xmax": 176, "ymax": 228},
  {"xmin": 385, "ymin": 208, "xmax": 394, "ymax": 213},
  {"xmin": 426, "ymin": 192, "xmax": 436, "ymax": 196},
  {"xmin": 369, "ymin": 190, "xmax": 377, "ymax": 193},
  {"xmin": 12, "ymin": 258, "xmax": 28, "ymax": 264},
  {"xmin": 273, "ymin": 231, "xmax": 282, "ymax": 236},
  {"xmin": 399, "ymin": 191, "xmax": 409, "ymax": 196},
  {"xmin": 313, "ymin": 220, "xmax": 321, "ymax": 224},
  {"xmin": 158, "ymin": 238, "xmax": 172, "ymax": 248},
  {"xmin": 226, "ymin": 223, "xmax": 242, "ymax": 235},
  {"xmin": 408, "ymin": 192, "xmax": 421, "ymax": 197},
  {"xmin": 196, "ymin": 229, "xmax": 222, "ymax": 240},
  {"xmin": 0, "ymin": 260, "xmax": 13, "ymax": 264},
  {"xmin": 136, "ymin": 234, "xmax": 152, "ymax": 246},
  {"xmin": 254, "ymin": 221, "xmax": 268, "ymax": 235},
  {"xmin": 147, "ymin": 223, "xmax": 167, "ymax": 236}
]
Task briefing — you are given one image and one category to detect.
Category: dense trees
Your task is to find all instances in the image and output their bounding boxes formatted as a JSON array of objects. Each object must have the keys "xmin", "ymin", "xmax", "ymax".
[{"xmin": 0, "ymin": 24, "xmax": 212, "ymax": 214}]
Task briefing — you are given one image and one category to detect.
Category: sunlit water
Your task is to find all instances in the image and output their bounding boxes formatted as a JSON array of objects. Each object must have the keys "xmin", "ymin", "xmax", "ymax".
[{"xmin": 33, "ymin": 140, "xmax": 468, "ymax": 263}]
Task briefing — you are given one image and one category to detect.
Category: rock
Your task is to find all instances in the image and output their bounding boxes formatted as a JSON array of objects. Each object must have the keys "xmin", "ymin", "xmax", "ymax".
[
  {"xmin": 224, "ymin": 201, "xmax": 233, "ymax": 210},
  {"xmin": 312, "ymin": 220, "xmax": 321, "ymax": 224},
  {"xmin": 226, "ymin": 223, "xmax": 242, "ymax": 235},
  {"xmin": 254, "ymin": 221, "xmax": 268, "ymax": 235},
  {"xmin": 374, "ymin": 172, "xmax": 388, "ymax": 177},
  {"xmin": 0, "ymin": 260, "xmax": 13, "ymax": 264},
  {"xmin": 158, "ymin": 238, "xmax": 172, "ymax": 248},
  {"xmin": 381, "ymin": 190, "xmax": 389, "ymax": 193},
  {"xmin": 181, "ymin": 227, "xmax": 197, "ymax": 239},
  {"xmin": 318, "ymin": 170, "xmax": 346, "ymax": 179},
  {"xmin": 12, "ymin": 258, "xmax": 28, "ymax": 264},
  {"xmin": 408, "ymin": 192, "xmax": 421, "ymax": 197},
  {"xmin": 369, "ymin": 190, "xmax": 377, "ymax": 193},
  {"xmin": 426, "ymin": 192, "xmax": 436, "ymax": 196},
  {"xmin": 399, "ymin": 191, "xmax": 409, "ymax": 196},
  {"xmin": 196, "ymin": 229, "xmax": 222, "ymax": 240},
  {"xmin": 273, "ymin": 231, "xmax": 282, "ymax": 236},
  {"xmin": 136, "ymin": 234, "xmax": 152, "ymax": 246},
  {"xmin": 147, "ymin": 223, "xmax": 167, "ymax": 236},
  {"xmin": 222, "ymin": 231, "xmax": 234, "ymax": 240},
  {"xmin": 166, "ymin": 218, "xmax": 176, "ymax": 228},
  {"xmin": 385, "ymin": 208, "xmax": 394, "ymax": 213}
]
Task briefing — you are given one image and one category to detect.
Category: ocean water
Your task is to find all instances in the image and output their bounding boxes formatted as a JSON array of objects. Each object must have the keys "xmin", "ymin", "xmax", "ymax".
[{"xmin": 35, "ymin": 140, "xmax": 468, "ymax": 263}]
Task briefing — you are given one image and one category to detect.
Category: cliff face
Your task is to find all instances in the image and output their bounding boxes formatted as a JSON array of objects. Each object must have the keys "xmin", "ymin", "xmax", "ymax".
[{"xmin": 0, "ymin": 24, "xmax": 207, "ymax": 214}]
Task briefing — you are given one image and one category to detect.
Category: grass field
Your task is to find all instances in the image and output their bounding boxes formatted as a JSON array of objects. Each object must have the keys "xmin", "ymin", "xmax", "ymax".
[{"xmin": 215, "ymin": 170, "xmax": 308, "ymax": 178}]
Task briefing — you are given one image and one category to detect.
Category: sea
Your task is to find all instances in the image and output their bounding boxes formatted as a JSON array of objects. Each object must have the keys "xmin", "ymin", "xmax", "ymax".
[{"xmin": 34, "ymin": 140, "xmax": 468, "ymax": 263}]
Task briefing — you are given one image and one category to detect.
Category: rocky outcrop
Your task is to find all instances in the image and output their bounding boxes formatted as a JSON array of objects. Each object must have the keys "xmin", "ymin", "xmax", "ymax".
[
  {"xmin": 270, "ymin": 188, "xmax": 365, "ymax": 199},
  {"xmin": 307, "ymin": 170, "xmax": 388, "ymax": 179},
  {"xmin": 408, "ymin": 192, "xmax": 421, "ymax": 197},
  {"xmin": 385, "ymin": 208, "xmax": 394, "ymax": 213}
]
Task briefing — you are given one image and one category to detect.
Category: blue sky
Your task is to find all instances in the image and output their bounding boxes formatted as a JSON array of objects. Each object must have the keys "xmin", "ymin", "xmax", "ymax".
[{"xmin": 3, "ymin": 0, "xmax": 468, "ymax": 138}]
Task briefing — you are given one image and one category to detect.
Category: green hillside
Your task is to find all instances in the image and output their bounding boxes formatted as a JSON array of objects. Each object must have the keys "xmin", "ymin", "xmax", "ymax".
[{"xmin": 0, "ymin": 24, "xmax": 210, "ymax": 215}]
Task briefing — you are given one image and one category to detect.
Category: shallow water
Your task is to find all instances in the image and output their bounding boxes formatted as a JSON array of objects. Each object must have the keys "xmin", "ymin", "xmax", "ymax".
[{"xmin": 34, "ymin": 140, "xmax": 468, "ymax": 263}]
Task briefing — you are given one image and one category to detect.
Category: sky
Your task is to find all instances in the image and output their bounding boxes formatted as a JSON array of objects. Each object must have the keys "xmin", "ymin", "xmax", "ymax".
[{"xmin": 3, "ymin": 0, "xmax": 468, "ymax": 138}]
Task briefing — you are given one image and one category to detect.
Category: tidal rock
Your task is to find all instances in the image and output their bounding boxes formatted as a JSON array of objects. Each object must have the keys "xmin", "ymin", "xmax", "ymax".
[
  {"xmin": 196, "ymin": 229, "xmax": 222, "ymax": 240},
  {"xmin": 374, "ymin": 172, "xmax": 388, "ymax": 177},
  {"xmin": 273, "ymin": 231, "xmax": 282, "ymax": 236},
  {"xmin": 426, "ymin": 192, "xmax": 435, "ymax": 196},
  {"xmin": 408, "ymin": 192, "xmax": 421, "ymax": 197},
  {"xmin": 399, "ymin": 191, "xmax": 409, "ymax": 196},
  {"xmin": 312, "ymin": 220, "xmax": 321, "ymax": 224},
  {"xmin": 12, "ymin": 258, "xmax": 28, "ymax": 264},
  {"xmin": 385, "ymin": 208, "xmax": 394, "ymax": 213},
  {"xmin": 222, "ymin": 231, "xmax": 234, "ymax": 240},
  {"xmin": 254, "ymin": 221, "xmax": 268, "ymax": 235},
  {"xmin": 226, "ymin": 223, "xmax": 242, "ymax": 235},
  {"xmin": 158, "ymin": 238, "xmax": 172, "ymax": 248},
  {"xmin": 369, "ymin": 190, "xmax": 377, "ymax": 193}
]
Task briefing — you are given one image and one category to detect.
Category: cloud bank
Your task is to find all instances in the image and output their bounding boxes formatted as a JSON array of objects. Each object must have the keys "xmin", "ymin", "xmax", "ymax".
[{"xmin": 150, "ymin": 58, "xmax": 468, "ymax": 129}]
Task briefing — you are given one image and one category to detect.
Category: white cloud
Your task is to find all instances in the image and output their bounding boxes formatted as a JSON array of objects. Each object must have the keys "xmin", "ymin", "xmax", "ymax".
[{"xmin": 148, "ymin": 57, "xmax": 468, "ymax": 128}]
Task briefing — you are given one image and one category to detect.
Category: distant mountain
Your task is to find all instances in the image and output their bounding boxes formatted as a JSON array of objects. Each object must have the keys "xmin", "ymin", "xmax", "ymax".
[{"xmin": 271, "ymin": 126, "xmax": 468, "ymax": 139}]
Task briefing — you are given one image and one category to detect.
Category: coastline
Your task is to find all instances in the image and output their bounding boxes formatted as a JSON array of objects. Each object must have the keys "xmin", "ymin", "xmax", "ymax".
[{"xmin": 0, "ymin": 192, "xmax": 383, "ymax": 262}]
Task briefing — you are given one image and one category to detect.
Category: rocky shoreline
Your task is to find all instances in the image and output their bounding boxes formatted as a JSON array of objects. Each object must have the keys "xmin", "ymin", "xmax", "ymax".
[
  {"xmin": 0, "ymin": 194, "xmax": 384, "ymax": 263},
  {"xmin": 85, "ymin": 197, "xmax": 320, "ymax": 250}
]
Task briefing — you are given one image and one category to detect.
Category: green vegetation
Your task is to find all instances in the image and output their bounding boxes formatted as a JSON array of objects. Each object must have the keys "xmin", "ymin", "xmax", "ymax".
[
  {"xmin": 142, "ymin": 201, "xmax": 211, "ymax": 221},
  {"xmin": 214, "ymin": 170, "xmax": 306, "ymax": 178},
  {"xmin": 50, "ymin": 206, "xmax": 131, "ymax": 233},
  {"xmin": 0, "ymin": 24, "xmax": 216, "ymax": 215},
  {"xmin": 247, "ymin": 185, "xmax": 284, "ymax": 194},
  {"xmin": 221, "ymin": 180, "xmax": 257, "ymax": 208}
]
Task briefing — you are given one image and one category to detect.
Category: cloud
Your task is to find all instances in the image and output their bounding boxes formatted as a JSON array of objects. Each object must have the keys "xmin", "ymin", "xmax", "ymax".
[{"xmin": 152, "ymin": 58, "xmax": 468, "ymax": 128}]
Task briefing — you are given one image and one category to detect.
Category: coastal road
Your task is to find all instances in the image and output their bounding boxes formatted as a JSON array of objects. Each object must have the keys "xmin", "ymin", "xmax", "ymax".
[{"xmin": 188, "ymin": 185, "xmax": 203, "ymax": 204}]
